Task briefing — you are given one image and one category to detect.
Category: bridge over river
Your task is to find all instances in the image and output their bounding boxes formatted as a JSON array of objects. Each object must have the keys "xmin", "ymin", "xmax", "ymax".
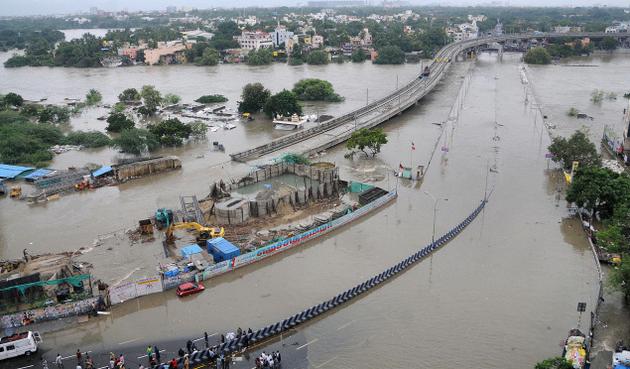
[{"xmin": 230, "ymin": 32, "xmax": 627, "ymax": 164}]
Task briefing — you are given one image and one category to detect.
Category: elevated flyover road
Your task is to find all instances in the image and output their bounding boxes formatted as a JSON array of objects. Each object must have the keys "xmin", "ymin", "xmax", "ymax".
[{"xmin": 229, "ymin": 32, "xmax": 621, "ymax": 164}]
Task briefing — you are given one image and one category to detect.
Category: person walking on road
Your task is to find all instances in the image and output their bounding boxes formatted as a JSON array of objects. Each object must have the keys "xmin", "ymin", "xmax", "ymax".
[
  {"xmin": 204, "ymin": 331, "xmax": 209, "ymax": 348},
  {"xmin": 55, "ymin": 354, "xmax": 64, "ymax": 369},
  {"xmin": 154, "ymin": 346, "xmax": 161, "ymax": 363},
  {"xmin": 42, "ymin": 358, "xmax": 49, "ymax": 369},
  {"xmin": 169, "ymin": 358, "xmax": 178, "ymax": 369},
  {"xmin": 76, "ymin": 350, "xmax": 82, "ymax": 365},
  {"xmin": 183, "ymin": 355, "xmax": 190, "ymax": 369},
  {"xmin": 146, "ymin": 346, "xmax": 153, "ymax": 359}
]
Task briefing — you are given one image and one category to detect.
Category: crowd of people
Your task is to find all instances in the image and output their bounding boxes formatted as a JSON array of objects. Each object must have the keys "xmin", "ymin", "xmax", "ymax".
[
  {"xmin": 255, "ymin": 351, "xmax": 282, "ymax": 369},
  {"xmin": 44, "ymin": 329, "xmax": 282, "ymax": 369}
]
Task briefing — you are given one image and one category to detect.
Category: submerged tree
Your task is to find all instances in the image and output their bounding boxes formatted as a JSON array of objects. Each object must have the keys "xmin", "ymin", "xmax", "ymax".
[
  {"xmin": 547, "ymin": 131, "xmax": 600, "ymax": 169},
  {"xmin": 346, "ymin": 128, "xmax": 388, "ymax": 157},
  {"xmin": 238, "ymin": 83, "xmax": 271, "ymax": 113},
  {"xmin": 524, "ymin": 47, "xmax": 551, "ymax": 65},
  {"xmin": 263, "ymin": 90, "xmax": 302, "ymax": 118},
  {"xmin": 111, "ymin": 128, "xmax": 159, "ymax": 155},
  {"xmin": 85, "ymin": 89, "xmax": 102, "ymax": 106},
  {"xmin": 106, "ymin": 112, "xmax": 134, "ymax": 132}
]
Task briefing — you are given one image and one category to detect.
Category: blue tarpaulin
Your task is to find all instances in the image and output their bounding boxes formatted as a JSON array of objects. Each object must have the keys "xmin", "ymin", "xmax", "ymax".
[
  {"xmin": 207, "ymin": 237, "xmax": 240, "ymax": 263},
  {"xmin": 0, "ymin": 164, "xmax": 34, "ymax": 179},
  {"xmin": 92, "ymin": 165, "xmax": 113, "ymax": 178},
  {"xmin": 24, "ymin": 169, "xmax": 53, "ymax": 182},
  {"xmin": 180, "ymin": 244, "xmax": 203, "ymax": 258}
]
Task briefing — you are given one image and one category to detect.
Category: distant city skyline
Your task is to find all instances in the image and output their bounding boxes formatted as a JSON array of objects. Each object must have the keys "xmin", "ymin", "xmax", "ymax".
[{"xmin": 1, "ymin": 0, "xmax": 629, "ymax": 16}]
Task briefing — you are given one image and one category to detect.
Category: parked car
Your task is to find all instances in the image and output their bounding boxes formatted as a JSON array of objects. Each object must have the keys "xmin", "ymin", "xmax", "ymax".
[
  {"xmin": 176, "ymin": 282, "xmax": 205, "ymax": 297},
  {"xmin": 0, "ymin": 331, "xmax": 42, "ymax": 361}
]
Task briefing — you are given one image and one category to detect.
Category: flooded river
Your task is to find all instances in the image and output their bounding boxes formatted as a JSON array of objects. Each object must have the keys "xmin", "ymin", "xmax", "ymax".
[{"xmin": 1, "ymin": 50, "xmax": 629, "ymax": 368}]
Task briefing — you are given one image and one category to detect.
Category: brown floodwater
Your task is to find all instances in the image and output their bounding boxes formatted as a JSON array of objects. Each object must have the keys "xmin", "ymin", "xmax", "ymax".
[{"xmin": 2, "ymin": 50, "xmax": 627, "ymax": 368}]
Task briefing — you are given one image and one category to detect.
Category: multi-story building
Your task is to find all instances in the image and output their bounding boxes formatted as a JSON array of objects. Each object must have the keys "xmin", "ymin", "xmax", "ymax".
[
  {"xmin": 143, "ymin": 41, "xmax": 189, "ymax": 65},
  {"xmin": 312, "ymin": 35, "xmax": 325, "ymax": 48},
  {"xmin": 272, "ymin": 26, "xmax": 294, "ymax": 48},
  {"xmin": 235, "ymin": 31, "xmax": 274, "ymax": 50}
]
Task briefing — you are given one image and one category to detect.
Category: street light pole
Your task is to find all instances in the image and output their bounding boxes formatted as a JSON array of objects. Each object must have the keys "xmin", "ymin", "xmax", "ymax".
[{"xmin": 424, "ymin": 190, "xmax": 447, "ymax": 243}]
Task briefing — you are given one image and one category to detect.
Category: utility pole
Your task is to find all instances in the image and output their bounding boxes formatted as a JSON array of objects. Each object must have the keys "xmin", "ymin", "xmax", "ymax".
[
  {"xmin": 423, "ymin": 191, "xmax": 448, "ymax": 243},
  {"xmin": 366, "ymin": 88, "xmax": 369, "ymax": 106}
]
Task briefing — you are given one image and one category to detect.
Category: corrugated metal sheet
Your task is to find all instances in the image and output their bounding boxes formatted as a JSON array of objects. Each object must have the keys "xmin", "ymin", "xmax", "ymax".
[
  {"xmin": 207, "ymin": 237, "xmax": 240, "ymax": 262},
  {"xmin": 0, "ymin": 164, "xmax": 35, "ymax": 179},
  {"xmin": 23, "ymin": 169, "xmax": 53, "ymax": 182},
  {"xmin": 92, "ymin": 165, "xmax": 113, "ymax": 177},
  {"xmin": 180, "ymin": 244, "xmax": 203, "ymax": 258}
]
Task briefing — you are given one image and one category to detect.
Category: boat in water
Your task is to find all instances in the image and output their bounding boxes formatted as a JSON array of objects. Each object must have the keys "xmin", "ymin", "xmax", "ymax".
[
  {"xmin": 273, "ymin": 114, "xmax": 306, "ymax": 130},
  {"xmin": 563, "ymin": 328, "xmax": 588, "ymax": 369}
]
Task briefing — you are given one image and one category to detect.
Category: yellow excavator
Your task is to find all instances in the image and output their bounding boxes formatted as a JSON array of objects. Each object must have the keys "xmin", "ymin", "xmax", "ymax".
[{"xmin": 165, "ymin": 222, "xmax": 225, "ymax": 244}]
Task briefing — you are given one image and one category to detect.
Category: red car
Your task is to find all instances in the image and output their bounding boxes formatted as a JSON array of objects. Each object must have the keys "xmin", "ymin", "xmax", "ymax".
[{"xmin": 176, "ymin": 282, "xmax": 205, "ymax": 297}]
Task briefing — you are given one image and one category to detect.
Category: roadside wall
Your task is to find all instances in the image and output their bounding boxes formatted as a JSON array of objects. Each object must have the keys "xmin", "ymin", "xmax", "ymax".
[{"xmin": 0, "ymin": 297, "xmax": 99, "ymax": 330}]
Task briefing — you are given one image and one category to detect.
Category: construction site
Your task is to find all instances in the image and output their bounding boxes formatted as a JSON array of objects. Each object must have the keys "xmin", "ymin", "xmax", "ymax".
[{"xmin": 121, "ymin": 159, "xmax": 392, "ymax": 287}]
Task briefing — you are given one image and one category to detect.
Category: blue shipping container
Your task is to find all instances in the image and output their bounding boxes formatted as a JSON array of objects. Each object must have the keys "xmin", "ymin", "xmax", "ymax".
[{"xmin": 207, "ymin": 237, "xmax": 240, "ymax": 263}]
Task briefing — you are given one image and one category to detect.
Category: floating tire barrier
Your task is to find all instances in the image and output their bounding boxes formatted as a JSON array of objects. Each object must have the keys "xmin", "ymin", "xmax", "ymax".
[{"xmin": 155, "ymin": 199, "xmax": 487, "ymax": 368}]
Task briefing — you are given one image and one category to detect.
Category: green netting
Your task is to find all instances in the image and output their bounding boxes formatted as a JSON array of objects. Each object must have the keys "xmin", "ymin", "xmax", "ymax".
[
  {"xmin": 0, "ymin": 274, "xmax": 91, "ymax": 295},
  {"xmin": 348, "ymin": 181, "xmax": 374, "ymax": 193},
  {"xmin": 275, "ymin": 153, "xmax": 311, "ymax": 165}
]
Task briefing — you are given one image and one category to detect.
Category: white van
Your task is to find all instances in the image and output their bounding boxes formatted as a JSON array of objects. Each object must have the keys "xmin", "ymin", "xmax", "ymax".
[{"xmin": 0, "ymin": 331, "xmax": 42, "ymax": 360}]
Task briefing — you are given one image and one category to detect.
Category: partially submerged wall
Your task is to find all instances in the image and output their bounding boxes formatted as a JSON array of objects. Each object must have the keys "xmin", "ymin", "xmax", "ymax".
[{"xmin": 114, "ymin": 156, "xmax": 182, "ymax": 182}]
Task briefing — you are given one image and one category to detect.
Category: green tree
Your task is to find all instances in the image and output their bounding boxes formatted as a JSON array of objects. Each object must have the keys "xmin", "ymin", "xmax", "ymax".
[
  {"xmin": 263, "ymin": 90, "xmax": 302, "ymax": 118},
  {"xmin": 238, "ymin": 83, "xmax": 271, "ymax": 113},
  {"xmin": 600, "ymin": 36, "xmax": 618, "ymax": 51},
  {"xmin": 197, "ymin": 47, "xmax": 220, "ymax": 66},
  {"xmin": 140, "ymin": 85, "xmax": 162, "ymax": 116},
  {"xmin": 524, "ymin": 47, "xmax": 552, "ymax": 65},
  {"xmin": 64, "ymin": 131, "xmax": 111, "ymax": 148},
  {"xmin": 346, "ymin": 128, "xmax": 388, "ymax": 157},
  {"xmin": 289, "ymin": 43, "xmax": 304, "ymax": 65},
  {"xmin": 3, "ymin": 92, "xmax": 24, "ymax": 107},
  {"xmin": 534, "ymin": 357, "xmax": 573, "ymax": 369},
  {"xmin": 374, "ymin": 45, "xmax": 405, "ymax": 65},
  {"xmin": 247, "ymin": 48, "xmax": 273, "ymax": 65},
  {"xmin": 292, "ymin": 79, "xmax": 343, "ymax": 102},
  {"xmin": 85, "ymin": 89, "xmax": 102, "ymax": 106},
  {"xmin": 163, "ymin": 93, "xmax": 181, "ymax": 105},
  {"xmin": 148, "ymin": 118, "xmax": 192, "ymax": 146},
  {"xmin": 111, "ymin": 128, "xmax": 159, "ymax": 155},
  {"xmin": 306, "ymin": 50, "xmax": 329, "ymax": 65},
  {"xmin": 0, "ymin": 111, "xmax": 64, "ymax": 165},
  {"xmin": 195, "ymin": 95, "xmax": 228, "ymax": 104},
  {"xmin": 351, "ymin": 48, "xmax": 366, "ymax": 63},
  {"xmin": 106, "ymin": 112, "xmax": 134, "ymax": 132},
  {"xmin": 547, "ymin": 131, "xmax": 600, "ymax": 170},
  {"xmin": 118, "ymin": 88, "xmax": 141, "ymax": 103},
  {"xmin": 38, "ymin": 106, "xmax": 70, "ymax": 123},
  {"xmin": 566, "ymin": 167, "xmax": 628, "ymax": 217}
]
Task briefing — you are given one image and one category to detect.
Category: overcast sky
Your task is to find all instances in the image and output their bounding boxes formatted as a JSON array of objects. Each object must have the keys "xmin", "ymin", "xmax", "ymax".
[{"xmin": 1, "ymin": 0, "xmax": 629, "ymax": 16}]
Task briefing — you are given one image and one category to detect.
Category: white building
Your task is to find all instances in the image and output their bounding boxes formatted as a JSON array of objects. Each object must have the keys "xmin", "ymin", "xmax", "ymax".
[
  {"xmin": 272, "ymin": 26, "xmax": 294, "ymax": 48},
  {"xmin": 605, "ymin": 22, "xmax": 629, "ymax": 33},
  {"xmin": 235, "ymin": 31, "xmax": 273, "ymax": 50}
]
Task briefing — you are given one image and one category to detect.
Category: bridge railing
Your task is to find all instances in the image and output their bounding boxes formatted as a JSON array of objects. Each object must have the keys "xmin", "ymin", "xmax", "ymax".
[{"xmin": 230, "ymin": 32, "xmax": 620, "ymax": 162}]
